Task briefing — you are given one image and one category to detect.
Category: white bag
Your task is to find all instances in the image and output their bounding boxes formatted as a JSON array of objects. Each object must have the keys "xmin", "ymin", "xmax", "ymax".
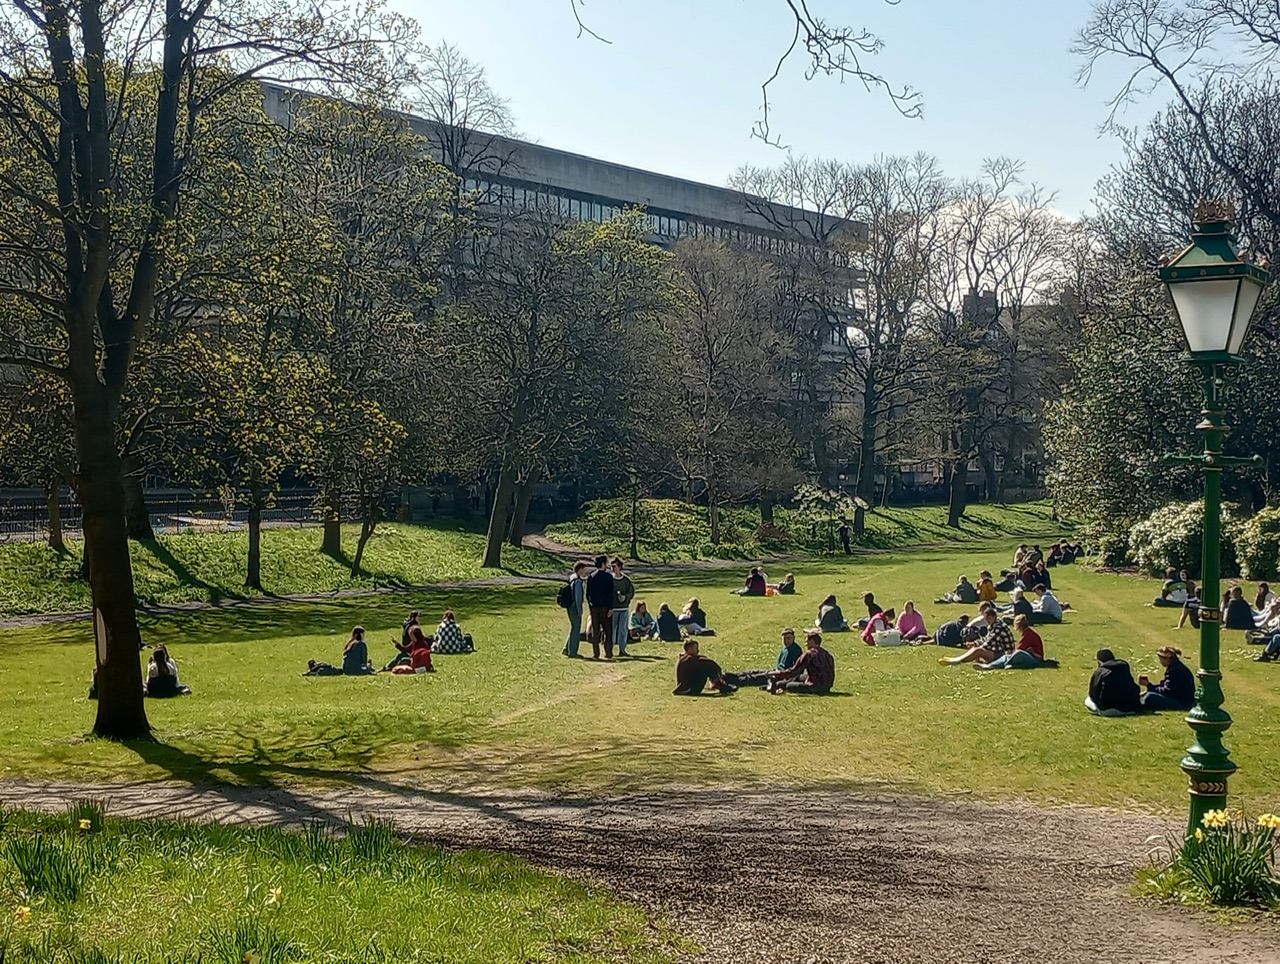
[{"xmin": 874, "ymin": 629, "xmax": 904, "ymax": 647}]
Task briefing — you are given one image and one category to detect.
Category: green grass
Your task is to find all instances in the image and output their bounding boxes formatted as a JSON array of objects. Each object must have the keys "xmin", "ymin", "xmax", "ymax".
[
  {"xmin": 0, "ymin": 521, "xmax": 562, "ymax": 616},
  {"xmin": 545, "ymin": 498, "xmax": 1064, "ymax": 561},
  {"xmin": 2, "ymin": 539, "xmax": 1278, "ymax": 813},
  {"xmin": 0, "ymin": 804, "xmax": 685, "ymax": 963}
]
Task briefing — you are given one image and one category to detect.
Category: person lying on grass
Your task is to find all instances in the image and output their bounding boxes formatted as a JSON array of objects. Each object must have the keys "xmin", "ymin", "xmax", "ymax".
[
  {"xmin": 938, "ymin": 608, "xmax": 1014, "ymax": 666},
  {"xmin": 672, "ymin": 639, "xmax": 738, "ymax": 696},
  {"xmin": 342, "ymin": 626, "xmax": 376, "ymax": 675},
  {"xmin": 933, "ymin": 614, "xmax": 971, "ymax": 648},
  {"xmin": 145, "ymin": 644, "xmax": 192, "ymax": 697},
  {"xmin": 975, "ymin": 614, "xmax": 1057, "ymax": 670},
  {"xmin": 766, "ymin": 629, "xmax": 835, "ymax": 695}
]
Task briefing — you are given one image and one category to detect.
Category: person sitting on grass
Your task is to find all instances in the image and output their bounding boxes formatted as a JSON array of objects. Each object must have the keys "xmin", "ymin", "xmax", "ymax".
[
  {"xmin": 1139, "ymin": 645, "xmax": 1195, "ymax": 711},
  {"xmin": 1085, "ymin": 649, "xmax": 1142, "ymax": 716},
  {"xmin": 735, "ymin": 567, "xmax": 768, "ymax": 596},
  {"xmin": 342, "ymin": 626, "xmax": 376, "ymax": 675},
  {"xmin": 386, "ymin": 624, "xmax": 434, "ymax": 670},
  {"xmin": 1030, "ymin": 585, "xmax": 1064, "ymax": 625},
  {"xmin": 433, "ymin": 610, "xmax": 473, "ymax": 654},
  {"xmin": 1000, "ymin": 587, "xmax": 1034, "ymax": 621},
  {"xmin": 816, "ymin": 594, "xmax": 850, "ymax": 633},
  {"xmin": 630, "ymin": 601, "xmax": 659, "ymax": 641},
  {"xmin": 976, "ymin": 571, "xmax": 998, "ymax": 604},
  {"xmin": 401, "ymin": 610, "xmax": 421, "ymax": 646},
  {"xmin": 861, "ymin": 606, "xmax": 896, "ymax": 645},
  {"xmin": 938, "ymin": 608, "xmax": 1014, "ymax": 666},
  {"xmin": 775, "ymin": 573, "xmax": 797, "ymax": 595},
  {"xmin": 976, "ymin": 614, "xmax": 1056, "ymax": 670},
  {"xmin": 1033, "ymin": 560, "xmax": 1052, "ymax": 591},
  {"xmin": 895, "ymin": 601, "xmax": 928, "ymax": 642},
  {"xmin": 766, "ymin": 629, "xmax": 835, "ymax": 695},
  {"xmin": 672, "ymin": 639, "xmax": 737, "ymax": 696},
  {"xmin": 1256, "ymin": 582, "xmax": 1277, "ymax": 613},
  {"xmin": 1224, "ymin": 585, "xmax": 1257, "ymax": 631},
  {"xmin": 145, "ymin": 644, "xmax": 192, "ymax": 697},
  {"xmin": 933, "ymin": 614, "xmax": 971, "ymax": 648},
  {"xmin": 1152, "ymin": 568, "xmax": 1187, "ymax": 607},
  {"xmin": 656, "ymin": 603, "xmax": 683, "ymax": 642},
  {"xmin": 858, "ymin": 591, "xmax": 883, "ymax": 630},
  {"xmin": 937, "ymin": 575, "xmax": 979, "ymax": 605},
  {"xmin": 723, "ymin": 628, "xmax": 805, "ymax": 689},
  {"xmin": 678, "ymin": 598, "xmax": 713, "ymax": 635}
]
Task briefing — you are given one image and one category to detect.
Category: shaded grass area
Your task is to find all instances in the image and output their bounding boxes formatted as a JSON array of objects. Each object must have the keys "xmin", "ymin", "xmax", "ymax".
[
  {"xmin": 1, "ymin": 542, "xmax": 1277, "ymax": 812},
  {"xmin": 0, "ymin": 804, "xmax": 684, "ymax": 963},
  {"xmin": 545, "ymin": 498, "xmax": 1065, "ymax": 561},
  {"xmin": 0, "ymin": 520, "xmax": 563, "ymax": 617}
]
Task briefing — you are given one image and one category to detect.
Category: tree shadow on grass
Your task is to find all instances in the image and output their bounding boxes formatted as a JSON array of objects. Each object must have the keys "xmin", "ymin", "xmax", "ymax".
[{"xmin": 135, "ymin": 538, "xmax": 243, "ymax": 606}]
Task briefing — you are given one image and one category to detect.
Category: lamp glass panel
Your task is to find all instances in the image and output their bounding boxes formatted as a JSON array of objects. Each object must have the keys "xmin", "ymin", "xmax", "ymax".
[
  {"xmin": 1169, "ymin": 278, "xmax": 1241, "ymax": 353},
  {"xmin": 1228, "ymin": 278, "xmax": 1264, "ymax": 355}
]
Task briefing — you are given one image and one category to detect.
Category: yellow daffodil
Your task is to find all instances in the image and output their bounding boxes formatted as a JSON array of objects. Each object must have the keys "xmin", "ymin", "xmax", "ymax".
[
  {"xmin": 1201, "ymin": 809, "xmax": 1231, "ymax": 829},
  {"xmin": 243, "ymin": 952, "xmax": 262, "ymax": 964},
  {"xmin": 1258, "ymin": 813, "xmax": 1280, "ymax": 830},
  {"xmin": 1193, "ymin": 828, "xmax": 1205, "ymax": 842},
  {"xmin": 265, "ymin": 886, "xmax": 282, "ymax": 906},
  {"xmin": 14, "ymin": 906, "xmax": 31, "ymax": 924},
  {"xmin": 78, "ymin": 818, "xmax": 92, "ymax": 831}
]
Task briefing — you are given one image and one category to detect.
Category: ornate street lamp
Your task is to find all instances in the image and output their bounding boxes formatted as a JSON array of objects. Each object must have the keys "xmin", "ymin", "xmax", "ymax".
[{"xmin": 1160, "ymin": 199, "xmax": 1270, "ymax": 834}]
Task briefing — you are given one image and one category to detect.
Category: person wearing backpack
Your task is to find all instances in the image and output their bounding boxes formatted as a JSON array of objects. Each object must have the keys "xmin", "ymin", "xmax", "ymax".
[{"xmin": 560, "ymin": 560, "xmax": 588, "ymax": 658}]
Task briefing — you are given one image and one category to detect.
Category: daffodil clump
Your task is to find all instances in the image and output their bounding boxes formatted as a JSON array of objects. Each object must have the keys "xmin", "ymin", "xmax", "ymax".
[{"xmin": 1139, "ymin": 806, "xmax": 1280, "ymax": 908}]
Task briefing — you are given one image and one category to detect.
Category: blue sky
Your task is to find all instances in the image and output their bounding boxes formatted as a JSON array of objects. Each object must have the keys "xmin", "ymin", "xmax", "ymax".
[{"xmin": 403, "ymin": 0, "xmax": 1166, "ymax": 217}]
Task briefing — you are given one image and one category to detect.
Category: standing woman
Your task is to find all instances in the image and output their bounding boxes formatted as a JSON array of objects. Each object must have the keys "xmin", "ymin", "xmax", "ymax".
[{"xmin": 1139, "ymin": 646, "xmax": 1196, "ymax": 711}]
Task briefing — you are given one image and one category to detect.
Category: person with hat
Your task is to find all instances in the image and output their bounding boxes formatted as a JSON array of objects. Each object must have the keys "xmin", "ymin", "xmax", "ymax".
[{"xmin": 1139, "ymin": 646, "xmax": 1196, "ymax": 711}]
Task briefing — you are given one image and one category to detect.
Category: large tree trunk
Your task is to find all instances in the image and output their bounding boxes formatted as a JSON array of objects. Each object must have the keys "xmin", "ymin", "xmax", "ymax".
[
  {"xmin": 481, "ymin": 464, "xmax": 518, "ymax": 568},
  {"xmin": 853, "ymin": 382, "xmax": 877, "ymax": 535},
  {"xmin": 948, "ymin": 456, "xmax": 968, "ymax": 529},
  {"xmin": 120, "ymin": 455, "xmax": 154, "ymax": 541},
  {"xmin": 71, "ymin": 380, "xmax": 149, "ymax": 740},
  {"xmin": 46, "ymin": 481, "xmax": 66, "ymax": 553},
  {"xmin": 506, "ymin": 466, "xmax": 542, "ymax": 548},
  {"xmin": 321, "ymin": 487, "xmax": 342, "ymax": 558},
  {"xmin": 759, "ymin": 494, "xmax": 775, "ymax": 527},
  {"xmin": 245, "ymin": 473, "xmax": 264, "ymax": 590}
]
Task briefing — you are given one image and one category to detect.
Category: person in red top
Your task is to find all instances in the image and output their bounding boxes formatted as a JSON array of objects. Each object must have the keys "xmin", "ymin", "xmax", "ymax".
[
  {"xmin": 766, "ymin": 629, "xmax": 835, "ymax": 694},
  {"xmin": 976, "ymin": 614, "xmax": 1055, "ymax": 669},
  {"xmin": 938, "ymin": 608, "xmax": 1014, "ymax": 666}
]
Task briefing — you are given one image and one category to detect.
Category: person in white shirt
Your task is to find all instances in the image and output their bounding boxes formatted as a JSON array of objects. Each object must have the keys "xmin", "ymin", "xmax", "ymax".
[{"xmin": 1030, "ymin": 585, "xmax": 1063, "ymax": 625}]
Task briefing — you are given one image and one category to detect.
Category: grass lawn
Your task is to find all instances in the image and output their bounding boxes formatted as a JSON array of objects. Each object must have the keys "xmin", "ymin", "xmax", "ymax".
[
  {"xmin": 0, "ymin": 804, "xmax": 684, "ymax": 963},
  {"xmin": 0, "ymin": 520, "xmax": 562, "ymax": 617},
  {"xmin": 1, "ymin": 539, "xmax": 1277, "ymax": 813}
]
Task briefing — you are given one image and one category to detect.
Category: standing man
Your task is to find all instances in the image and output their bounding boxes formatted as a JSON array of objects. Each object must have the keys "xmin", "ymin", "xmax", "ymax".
[
  {"xmin": 563, "ymin": 560, "xmax": 587, "ymax": 658},
  {"xmin": 837, "ymin": 516, "xmax": 852, "ymax": 555},
  {"xmin": 586, "ymin": 554, "xmax": 616, "ymax": 660},
  {"xmin": 611, "ymin": 557, "xmax": 636, "ymax": 658}
]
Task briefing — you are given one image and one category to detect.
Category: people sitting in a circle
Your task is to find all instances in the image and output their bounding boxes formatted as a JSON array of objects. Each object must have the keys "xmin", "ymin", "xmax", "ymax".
[
  {"xmin": 1223, "ymin": 585, "xmax": 1256, "ymax": 631},
  {"xmin": 434, "ymin": 609, "xmax": 474, "ymax": 654},
  {"xmin": 938, "ymin": 608, "xmax": 1014, "ymax": 666},
  {"xmin": 857, "ymin": 591, "xmax": 882, "ymax": 629},
  {"xmin": 672, "ymin": 639, "xmax": 737, "ymax": 696},
  {"xmin": 861, "ymin": 605, "xmax": 896, "ymax": 645},
  {"xmin": 816, "ymin": 594, "xmax": 850, "ymax": 633},
  {"xmin": 386, "ymin": 624, "xmax": 435, "ymax": 672},
  {"xmin": 937, "ymin": 575, "xmax": 978, "ymax": 605},
  {"xmin": 774, "ymin": 573, "xmax": 796, "ymax": 595},
  {"xmin": 678, "ymin": 598, "xmax": 714, "ymax": 635},
  {"xmin": 630, "ymin": 601, "xmax": 659, "ymax": 640},
  {"xmin": 1085, "ymin": 648, "xmax": 1142, "ymax": 716},
  {"xmin": 766, "ymin": 629, "xmax": 835, "ymax": 695},
  {"xmin": 1152, "ymin": 568, "xmax": 1187, "ymax": 607},
  {"xmin": 933, "ymin": 614, "xmax": 971, "ymax": 647},
  {"xmin": 342, "ymin": 626, "xmax": 376, "ymax": 675},
  {"xmin": 145, "ymin": 644, "xmax": 192, "ymax": 697},
  {"xmin": 1030, "ymin": 585, "xmax": 1064, "ymax": 625},
  {"xmin": 895, "ymin": 601, "xmax": 928, "ymax": 642},
  {"xmin": 735, "ymin": 567, "xmax": 768, "ymax": 596},
  {"xmin": 721, "ymin": 627, "xmax": 805, "ymax": 689},
  {"xmin": 976, "ymin": 614, "xmax": 1056, "ymax": 669},
  {"xmin": 656, "ymin": 603, "xmax": 683, "ymax": 642},
  {"xmin": 1139, "ymin": 645, "xmax": 1195, "ymax": 711}
]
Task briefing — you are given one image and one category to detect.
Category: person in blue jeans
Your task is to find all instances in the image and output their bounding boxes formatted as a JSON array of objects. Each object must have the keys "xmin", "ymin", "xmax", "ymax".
[
  {"xmin": 976, "ymin": 615, "xmax": 1054, "ymax": 669},
  {"xmin": 1255, "ymin": 633, "xmax": 1280, "ymax": 662},
  {"xmin": 1140, "ymin": 645, "xmax": 1196, "ymax": 709},
  {"xmin": 563, "ymin": 561, "xmax": 587, "ymax": 658}
]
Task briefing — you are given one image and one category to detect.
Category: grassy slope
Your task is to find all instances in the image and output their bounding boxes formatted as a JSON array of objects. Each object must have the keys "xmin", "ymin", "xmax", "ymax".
[
  {"xmin": 0, "ymin": 806, "xmax": 683, "ymax": 964},
  {"xmin": 0, "ymin": 521, "xmax": 562, "ymax": 616},
  {"xmin": 2, "ymin": 541, "xmax": 1277, "ymax": 813}
]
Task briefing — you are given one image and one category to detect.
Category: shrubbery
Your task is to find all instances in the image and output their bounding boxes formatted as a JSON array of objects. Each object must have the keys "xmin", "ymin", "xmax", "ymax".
[
  {"xmin": 1232, "ymin": 506, "xmax": 1280, "ymax": 581},
  {"xmin": 1126, "ymin": 500, "xmax": 1240, "ymax": 579}
]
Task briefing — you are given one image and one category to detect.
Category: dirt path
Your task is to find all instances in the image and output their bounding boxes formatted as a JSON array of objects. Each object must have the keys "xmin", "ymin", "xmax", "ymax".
[{"xmin": 2, "ymin": 779, "xmax": 1273, "ymax": 964}]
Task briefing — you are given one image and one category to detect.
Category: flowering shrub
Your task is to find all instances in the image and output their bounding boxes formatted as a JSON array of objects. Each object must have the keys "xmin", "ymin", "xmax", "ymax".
[
  {"xmin": 1233, "ymin": 507, "xmax": 1280, "ymax": 581},
  {"xmin": 1139, "ymin": 809, "xmax": 1280, "ymax": 908},
  {"xmin": 1127, "ymin": 500, "xmax": 1240, "ymax": 578}
]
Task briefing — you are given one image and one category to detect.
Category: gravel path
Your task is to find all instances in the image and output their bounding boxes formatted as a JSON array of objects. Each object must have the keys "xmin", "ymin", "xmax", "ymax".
[{"xmin": 3, "ymin": 778, "xmax": 1275, "ymax": 963}]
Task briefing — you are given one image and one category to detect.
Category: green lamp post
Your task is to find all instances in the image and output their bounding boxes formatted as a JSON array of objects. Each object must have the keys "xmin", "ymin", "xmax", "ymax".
[{"xmin": 1160, "ymin": 199, "xmax": 1270, "ymax": 835}]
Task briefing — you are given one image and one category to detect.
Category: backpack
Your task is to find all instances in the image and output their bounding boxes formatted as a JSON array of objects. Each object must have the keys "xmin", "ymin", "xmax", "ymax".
[{"xmin": 556, "ymin": 580, "xmax": 575, "ymax": 609}]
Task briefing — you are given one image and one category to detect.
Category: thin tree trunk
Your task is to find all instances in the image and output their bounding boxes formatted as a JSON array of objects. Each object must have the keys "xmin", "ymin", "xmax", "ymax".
[
  {"xmin": 120, "ymin": 455, "xmax": 154, "ymax": 541},
  {"xmin": 759, "ymin": 494, "xmax": 775, "ymax": 527},
  {"xmin": 72, "ymin": 379, "xmax": 149, "ymax": 739},
  {"xmin": 351, "ymin": 515, "xmax": 376, "ymax": 576},
  {"xmin": 708, "ymin": 477, "xmax": 721, "ymax": 546},
  {"xmin": 482, "ymin": 465, "xmax": 518, "ymax": 568},
  {"xmin": 245, "ymin": 474, "xmax": 264, "ymax": 590},
  {"xmin": 630, "ymin": 487, "xmax": 641, "ymax": 559},
  {"xmin": 948, "ymin": 457, "xmax": 968, "ymax": 528},
  {"xmin": 854, "ymin": 383, "xmax": 877, "ymax": 535},
  {"xmin": 981, "ymin": 448, "xmax": 999, "ymax": 504},
  {"xmin": 506, "ymin": 466, "xmax": 542, "ymax": 548},
  {"xmin": 46, "ymin": 481, "xmax": 66, "ymax": 553},
  {"xmin": 321, "ymin": 487, "xmax": 342, "ymax": 557}
]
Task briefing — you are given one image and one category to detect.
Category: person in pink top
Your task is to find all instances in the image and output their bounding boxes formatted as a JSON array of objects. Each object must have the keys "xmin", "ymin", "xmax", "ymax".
[
  {"xmin": 861, "ymin": 607, "xmax": 896, "ymax": 645},
  {"xmin": 895, "ymin": 600, "xmax": 928, "ymax": 641}
]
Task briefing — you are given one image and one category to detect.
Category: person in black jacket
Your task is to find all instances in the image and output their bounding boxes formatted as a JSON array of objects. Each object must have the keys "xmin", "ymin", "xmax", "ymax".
[
  {"xmin": 1140, "ymin": 646, "xmax": 1197, "ymax": 711},
  {"xmin": 933, "ymin": 615, "xmax": 971, "ymax": 648},
  {"xmin": 1223, "ymin": 585, "xmax": 1257, "ymax": 631},
  {"xmin": 655, "ymin": 603, "xmax": 683, "ymax": 642},
  {"xmin": 1085, "ymin": 649, "xmax": 1142, "ymax": 716},
  {"xmin": 585, "ymin": 555, "xmax": 616, "ymax": 659}
]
